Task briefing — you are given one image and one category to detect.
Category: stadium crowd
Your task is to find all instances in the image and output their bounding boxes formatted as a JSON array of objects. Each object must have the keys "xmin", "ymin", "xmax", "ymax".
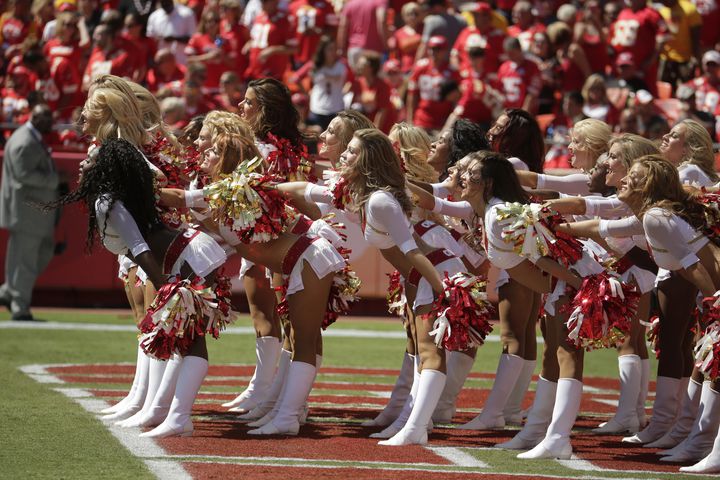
[{"xmin": 1, "ymin": 0, "xmax": 719, "ymax": 168}]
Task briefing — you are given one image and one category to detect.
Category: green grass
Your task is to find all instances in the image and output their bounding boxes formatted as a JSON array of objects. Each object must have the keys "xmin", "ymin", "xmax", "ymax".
[{"xmin": 0, "ymin": 309, "xmax": 658, "ymax": 479}]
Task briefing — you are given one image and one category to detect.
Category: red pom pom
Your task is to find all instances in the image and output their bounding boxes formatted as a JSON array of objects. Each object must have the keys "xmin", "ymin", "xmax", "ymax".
[
  {"xmin": 562, "ymin": 271, "xmax": 639, "ymax": 351},
  {"xmin": 426, "ymin": 273, "xmax": 495, "ymax": 351},
  {"xmin": 386, "ymin": 270, "xmax": 406, "ymax": 316}
]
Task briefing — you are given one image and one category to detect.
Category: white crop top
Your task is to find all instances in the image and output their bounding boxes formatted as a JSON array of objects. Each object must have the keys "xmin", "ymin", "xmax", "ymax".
[
  {"xmin": 483, "ymin": 197, "xmax": 526, "ymax": 269},
  {"xmin": 642, "ymin": 208, "xmax": 708, "ymax": 271},
  {"xmin": 95, "ymin": 197, "xmax": 150, "ymax": 257},
  {"xmin": 362, "ymin": 191, "xmax": 417, "ymax": 253}
]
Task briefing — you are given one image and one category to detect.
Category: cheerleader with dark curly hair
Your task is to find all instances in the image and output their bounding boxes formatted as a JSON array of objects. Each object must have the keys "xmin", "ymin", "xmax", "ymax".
[{"xmin": 49, "ymin": 138, "xmax": 228, "ymax": 438}]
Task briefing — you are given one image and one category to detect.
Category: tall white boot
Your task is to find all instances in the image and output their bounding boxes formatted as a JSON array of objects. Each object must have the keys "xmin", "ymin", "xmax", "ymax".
[
  {"xmin": 622, "ymin": 376, "xmax": 682, "ymax": 444},
  {"xmin": 504, "ymin": 359, "xmax": 536, "ymax": 425},
  {"xmin": 645, "ymin": 378, "xmax": 702, "ymax": 449},
  {"xmin": 680, "ymin": 430, "xmax": 720, "ymax": 473},
  {"xmin": 247, "ymin": 352, "xmax": 320, "ymax": 428},
  {"xmin": 661, "ymin": 383, "xmax": 720, "ymax": 462},
  {"xmin": 299, "ymin": 354, "xmax": 322, "ymax": 425},
  {"xmin": 238, "ymin": 349, "xmax": 291, "ymax": 420},
  {"xmin": 124, "ymin": 354, "xmax": 184, "ymax": 428},
  {"xmin": 459, "ymin": 354, "xmax": 524, "ymax": 430},
  {"xmin": 117, "ymin": 357, "xmax": 168, "ymax": 427},
  {"xmin": 637, "ymin": 358, "xmax": 650, "ymax": 428},
  {"xmin": 593, "ymin": 355, "xmax": 641, "ymax": 434},
  {"xmin": 140, "ymin": 356, "xmax": 208, "ymax": 438},
  {"xmin": 432, "ymin": 351, "xmax": 475, "ymax": 423},
  {"xmin": 225, "ymin": 337, "xmax": 281, "ymax": 412},
  {"xmin": 370, "ymin": 355, "xmax": 421, "ymax": 439},
  {"xmin": 517, "ymin": 378, "xmax": 582, "ymax": 460},
  {"xmin": 247, "ymin": 361, "xmax": 316, "ymax": 435},
  {"xmin": 101, "ymin": 346, "xmax": 145, "ymax": 414},
  {"xmin": 379, "ymin": 370, "xmax": 447, "ymax": 446},
  {"xmin": 363, "ymin": 353, "xmax": 415, "ymax": 427},
  {"xmin": 496, "ymin": 376, "xmax": 558, "ymax": 450},
  {"xmin": 103, "ymin": 351, "xmax": 151, "ymax": 421}
]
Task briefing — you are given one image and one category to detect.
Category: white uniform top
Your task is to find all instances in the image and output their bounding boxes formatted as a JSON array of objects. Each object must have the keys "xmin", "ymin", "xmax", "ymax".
[
  {"xmin": 642, "ymin": 208, "xmax": 709, "ymax": 271},
  {"xmin": 95, "ymin": 197, "xmax": 150, "ymax": 257},
  {"xmin": 536, "ymin": 172, "xmax": 591, "ymax": 196},
  {"xmin": 679, "ymin": 163, "xmax": 716, "ymax": 187}
]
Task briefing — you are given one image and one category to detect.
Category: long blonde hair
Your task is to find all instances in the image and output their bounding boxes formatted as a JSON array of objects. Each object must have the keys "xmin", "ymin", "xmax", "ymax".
[
  {"xmin": 203, "ymin": 110, "xmax": 249, "ymax": 143},
  {"xmin": 573, "ymin": 118, "xmax": 611, "ymax": 164},
  {"xmin": 344, "ymin": 129, "xmax": 413, "ymax": 216},
  {"xmin": 84, "ymin": 87, "xmax": 149, "ymax": 147},
  {"xmin": 389, "ymin": 123, "xmax": 438, "ymax": 183},
  {"xmin": 679, "ymin": 119, "xmax": 719, "ymax": 183},
  {"xmin": 608, "ymin": 133, "xmax": 659, "ymax": 170}
]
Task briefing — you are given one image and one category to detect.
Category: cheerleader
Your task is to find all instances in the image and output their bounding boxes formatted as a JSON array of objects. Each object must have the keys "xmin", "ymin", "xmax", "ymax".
[
  {"xmin": 285, "ymin": 129, "xmax": 468, "ymax": 445},
  {"xmin": 79, "ymin": 81, "xmax": 171, "ymax": 424},
  {"xmin": 622, "ymin": 122, "xmax": 719, "ymax": 448},
  {"xmin": 162, "ymin": 127, "xmax": 351, "ymax": 437},
  {"xmin": 547, "ymin": 134, "xmax": 659, "ymax": 435},
  {"xmin": 427, "ymin": 119, "xmax": 489, "ymax": 179},
  {"xmin": 50, "ymin": 138, "xmax": 228, "ymax": 438},
  {"xmin": 605, "ymin": 158, "xmax": 720, "ymax": 472}
]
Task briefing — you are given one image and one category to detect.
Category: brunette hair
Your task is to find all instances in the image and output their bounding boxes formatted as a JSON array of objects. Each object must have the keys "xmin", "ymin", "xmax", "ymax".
[
  {"xmin": 468, "ymin": 150, "xmax": 530, "ymax": 204},
  {"xmin": 246, "ymin": 78, "xmax": 303, "ymax": 146},
  {"xmin": 490, "ymin": 109, "xmax": 545, "ymax": 173},
  {"xmin": 210, "ymin": 131, "xmax": 262, "ymax": 180},
  {"xmin": 448, "ymin": 119, "xmax": 490, "ymax": 176}
]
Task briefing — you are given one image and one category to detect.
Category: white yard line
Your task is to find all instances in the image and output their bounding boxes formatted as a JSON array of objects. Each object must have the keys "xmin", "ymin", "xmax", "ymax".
[{"xmin": 426, "ymin": 446, "xmax": 489, "ymax": 468}]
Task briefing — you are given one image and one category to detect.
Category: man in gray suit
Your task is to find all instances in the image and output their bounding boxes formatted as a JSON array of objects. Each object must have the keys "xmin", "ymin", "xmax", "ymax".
[{"xmin": 0, "ymin": 104, "xmax": 59, "ymax": 321}]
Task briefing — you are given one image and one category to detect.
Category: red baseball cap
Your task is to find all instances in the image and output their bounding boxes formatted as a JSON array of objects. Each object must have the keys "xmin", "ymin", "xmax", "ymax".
[
  {"xmin": 468, "ymin": 2, "xmax": 492, "ymax": 15},
  {"xmin": 615, "ymin": 52, "xmax": 635, "ymax": 68}
]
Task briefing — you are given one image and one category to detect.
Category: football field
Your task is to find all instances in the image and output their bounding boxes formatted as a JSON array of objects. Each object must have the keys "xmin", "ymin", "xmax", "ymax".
[{"xmin": 0, "ymin": 309, "xmax": 710, "ymax": 479}]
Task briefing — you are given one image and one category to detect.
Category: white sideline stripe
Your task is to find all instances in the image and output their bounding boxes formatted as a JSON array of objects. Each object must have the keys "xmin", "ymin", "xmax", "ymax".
[
  {"xmin": 21, "ymin": 365, "xmax": 192, "ymax": 480},
  {"xmin": 593, "ymin": 398, "xmax": 620, "ymax": 408},
  {"xmin": 426, "ymin": 446, "xmax": 489, "ymax": 468},
  {"xmin": 0, "ymin": 321, "xmax": 540, "ymax": 342},
  {"xmin": 558, "ymin": 458, "xmax": 601, "ymax": 471}
]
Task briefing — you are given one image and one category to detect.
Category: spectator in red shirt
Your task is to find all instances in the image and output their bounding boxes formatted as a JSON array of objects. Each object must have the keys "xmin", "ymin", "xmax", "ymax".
[
  {"xmin": 160, "ymin": 96, "xmax": 188, "ymax": 132},
  {"xmin": 389, "ymin": 2, "xmax": 423, "ymax": 74},
  {"xmin": 82, "ymin": 21, "xmax": 136, "ymax": 90},
  {"xmin": 352, "ymin": 51, "xmax": 396, "ymax": 133},
  {"xmin": 219, "ymin": 0, "xmax": 251, "ymax": 79},
  {"xmin": 43, "ymin": 11, "xmax": 84, "ymax": 73},
  {"xmin": 1, "ymin": 65, "xmax": 33, "ymax": 126},
  {"xmin": 0, "ymin": 0, "xmax": 41, "ymax": 62},
  {"xmin": 245, "ymin": 0, "xmax": 297, "ymax": 80},
  {"xmin": 609, "ymin": 0, "xmax": 665, "ymax": 94},
  {"xmin": 146, "ymin": 48, "xmax": 186, "ymax": 93},
  {"xmin": 407, "ymin": 35, "xmax": 461, "ymax": 133},
  {"xmin": 547, "ymin": 21, "xmax": 588, "ymax": 93},
  {"xmin": 337, "ymin": 0, "xmax": 389, "ymax": 69},
  {"xmin": 507, "ymin": 1, "xmax": 546, "ymax": 52},
  {"xmin": 451, "ymin": 2, "xmax": 505, "ymax": 74},
  {"xmin": 24, "ymin": 46, "xmax": 81, "ymax": 121},
  {"xmin": 684, "ymin": 50, "xmax": 720, "ymax": 117},
  {"xmin": 289, "ymin": 0, "xmax": 339, "ymax": 67},
  {"xmin": 496, "ymin": 36, "xmax": 542, "ymax": 113},
  {"xmin": 186, "ymin": 9, "xmax": 233, "ymax": 93},
  {"xmin": 214, "ymin": 71, "xmax": 244, "ymax": 114},
  {"xmin": 445, "ymin": 45, "xmax": 503, "ymax": 131},
  {"xmin": 121, "ymin": 12, "xmax": 156, "ymax": 82},
  {"xmin": 573, "ymin": 0, "xmax": 610, "ymax": 76}
]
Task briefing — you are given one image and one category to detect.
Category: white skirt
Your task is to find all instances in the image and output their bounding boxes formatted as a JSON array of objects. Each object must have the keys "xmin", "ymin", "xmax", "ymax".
[
  {"xmin": 286, "ymin": 237, "xmax": 346, "ymax": 296},
  {"xmin": 170, "ymin": 230, "xmax": 227, "ymax": 279},
  {"xmin": 412, "ymin": 256, "xmax": 465, "ymax": 311}
]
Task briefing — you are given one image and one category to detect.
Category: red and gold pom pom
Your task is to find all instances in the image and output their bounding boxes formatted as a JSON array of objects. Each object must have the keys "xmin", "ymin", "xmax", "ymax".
[
  {"xmin": 426, "ymin": 273, "xmax": 495, "ymax": 351},
  {"xmin": 139, "ymin": 276, "xmax": 236, "ymax": 360},
  {"xmin": 322, "ymin": 260, "xmax": 361, "ymax": 329},
  {"xmin": 563, "ymin": 271, "xmax": 639, "ymax": 351},
  {"xmin": 695, "ymin": 321, "xmax": 720, "ymax": 380},
  {"xmin": 386, "ymin": 270, "xmax": 406, "ymax": 317},
  {"xmin": 265, "ymin": 132, "xmax": 317, "ymax": 183}
]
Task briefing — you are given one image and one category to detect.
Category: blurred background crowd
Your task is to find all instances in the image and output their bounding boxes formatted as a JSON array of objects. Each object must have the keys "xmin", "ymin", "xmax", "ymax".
[{"xmin": 1, "ymin": 0, "xmax": 719, "ymax": 169}]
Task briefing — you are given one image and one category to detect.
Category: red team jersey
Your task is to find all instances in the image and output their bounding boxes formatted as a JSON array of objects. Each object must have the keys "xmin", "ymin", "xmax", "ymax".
[
  {"xmin": 686, "ymin": 76, "xmax": 720, "ymax": 115},
  {"xmin": 246, "ymin": 10, "xmax": 297, "ymax": 80},
  {"xmin": 451, "ymin": 26, "xmax": 506, "ymax": 75},
  {"xmin": 692, "ymin": 0, "xmax": 720, "ymax": 48},
  {"xmin": 408, "ymin": 59, "xmax": 461, "ymax": 130},
  {"xmin": 289, "ymin": 0, "xmax": 339, "ymax": 65},
  {"xmin": 455, "ymin": 73, "xmax": 497, "ymax": 125},
  {"xmin": 83, "ymin": 40, "xmax": 137, "ymax": 89},
  {"xmin": 186, "ymin": 33, "xmax": 233, "ymax": 90},
  {"xmin": 507, "ymin": 23, "xmax": 546, "ymax": 52},
  {"xmin": 495, "ymin": 58, "xmax": 542, "ymax": 109},
  {"xmin": 220, "ymin": 20, "xmax": 251, "ymax": 77},
  {"xmin": 355, "ymin": 76, "xmax": 397, "ymax": 133},
  {"xmin": 390, "ymin": 25, "xmax": 422, "ymax": 73}
]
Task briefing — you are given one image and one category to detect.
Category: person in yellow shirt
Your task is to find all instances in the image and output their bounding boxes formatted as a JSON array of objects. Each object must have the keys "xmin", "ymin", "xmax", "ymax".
[{"xmin": 658, "ymin": 0, "xmax": 703, "ymax": 85}]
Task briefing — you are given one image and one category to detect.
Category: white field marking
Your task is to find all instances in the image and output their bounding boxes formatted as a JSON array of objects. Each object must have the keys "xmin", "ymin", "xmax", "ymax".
[
  {"xmin": 166, "ymin": 456, "xmax": 659, "ymax": 480},
  {"xmin": 0, "ymin": 320, "xmax": 539, "ymax": 342},
  {"xmin": 425, "ymin": 446, "xmax": 489, "ymax": 468},
  {"xmin": 593, "ymin": 398, "xmax": 620, "ymax": 408},
  {"xmin": 558, "ymin": 458, "xmax": 604, "ymax": 471},
  {"xmin": 21, "ymin": 365, "xmax": 192, "ymax": 480}
]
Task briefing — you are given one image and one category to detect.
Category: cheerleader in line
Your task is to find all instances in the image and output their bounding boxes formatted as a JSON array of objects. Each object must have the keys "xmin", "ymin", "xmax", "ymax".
[
  {"xmin": 546, "ymin": 134, "xmax": 660, "ymax": 435},
  {"xmin": 282, "ymin": 129, "xmax": 468, "ymax": 446},
  {"xmin": 619, "ymin": 122, "xmax": 720, "ymax": 449},
  {"xmin": 51, "ymin": 138, "xmax": 229, "ymax": 438},
  {"xmin": 161, "ymin": 127, "xmax": 351, "ymax": 437},
  {"xmin": 224, "ymin": 78, "xmax": 314, "ymax": 417},
  {"xmin": 596, "ymin": 157, "xmax": 720, "ymax": 474}
]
